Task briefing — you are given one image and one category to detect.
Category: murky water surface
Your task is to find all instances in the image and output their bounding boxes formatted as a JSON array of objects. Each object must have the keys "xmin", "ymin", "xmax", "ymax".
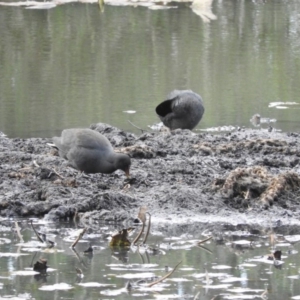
[
  {"xmin": 0, "ymin": 0, "xmax": 300, "ymax": 138},
  {"xmin": 1, "ymin": 220, "xmax": 300, "ymax": 299}
]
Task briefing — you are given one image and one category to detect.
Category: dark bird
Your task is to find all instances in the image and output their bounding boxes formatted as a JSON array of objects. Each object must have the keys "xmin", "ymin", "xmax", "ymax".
[
  {"xmin": 155, "ymin": 90, "xmax": 205, "ymax": 130},
  {"xmin": 53, "ymin": 128, "xmax": 131, "ymax": 177},
  {"xmin": 33, "ymin": 258, "xmax": 48, "ymax": 273}
]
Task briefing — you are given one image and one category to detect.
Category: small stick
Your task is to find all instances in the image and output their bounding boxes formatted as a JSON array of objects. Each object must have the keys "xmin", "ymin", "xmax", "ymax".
[
  {"xmin": 18, "ymin": 167, "xmax": 33, "ymax": 172},
  {"xmin": 201, "ymin": 160, "xmax": 219, "ymax": 173},
  {"xmin": 147, "ymin": 261, "xmax": 182, "ymax": 287},
  {"xmin": 33, "ymin": 160, "xmax": 40, "ymax": 168},
  {"xmin": 138, "ymin": 206, "xmax": 147, "ymax": 224},
  {"xmin": 71, "ymin": 228, "xmax": 87, "ymax": 248},
  {"xmin": 205, "ymin": 268, "xmax": 210, "ymax": 284},
  {"xmin": 196, "ymin": 245, "xmax": 213, "ymax": 254},
  {"xmin": 98, "ymin": 0, "xmax": 104, "ymax": 12},
  {"xmin": 15, "ymin": 222, "xmax": 24, "ymax": 243},
  {"xmin": 141, "ymin": 212, "xmax": 151, "ymax": 245},
  {"xmin": 136, "ymin": 246, "xmax": 145, "ymax": 264},
  {"xmin": 261, "ymin": 285, "xmax": 268, "ymax": 299},
  {"xmin": 51, "ymin": 168, "xmax": 65, "ymax": 179},
  {"xmin": 71, "ymin": 247, "xmax": 88, "ymax": 269},
  {"xmin": 73, "ymin": 209, "xmax": 79, "ymax": 222},
  {"xmin": 193, "ymin": 291, "xmax": 201, "ymax": 300},
  {"xmin": 132, "ymin": 221, "xmax": 145, "ymax": 245},
  {"xmin": 128, "ymin": 120, "xmax": 149, "ymax": 134},
  {"xmin": 30, "ymin": 220, "xmax": 44, "ymax": 243},
  {"xmin": 197, "ymin": 236, "xmax": 212, "ymax": 246}
]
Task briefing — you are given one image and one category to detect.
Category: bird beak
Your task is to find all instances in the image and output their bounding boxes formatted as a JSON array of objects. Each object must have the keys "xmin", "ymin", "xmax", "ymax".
[{"xmin": 125, "ymin": 169, "xmax": 130, "ymax": 178}]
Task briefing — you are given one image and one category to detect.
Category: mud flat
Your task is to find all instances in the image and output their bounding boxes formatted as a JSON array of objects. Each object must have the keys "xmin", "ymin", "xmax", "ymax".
[{"xmin": 1, "ymin": 123, "xmax": 300, "ymax": 235}]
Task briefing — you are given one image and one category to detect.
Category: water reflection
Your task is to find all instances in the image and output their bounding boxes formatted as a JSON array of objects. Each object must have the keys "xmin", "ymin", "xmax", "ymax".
[
  {"xmin": 0, "ymin": 220, "xmax": 300, "ymax": 299},
  {"xmin": 0, "ymin": 0, "xmax": 300, "ymax": 138},
  {"xmin": 191, "ymin": 0, "xmax": 217, "ymax": 23}
]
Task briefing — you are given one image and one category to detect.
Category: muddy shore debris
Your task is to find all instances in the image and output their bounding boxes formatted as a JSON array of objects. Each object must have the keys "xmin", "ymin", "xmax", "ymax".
[{"xmin": 1, "ymin": 123, "xmax": 300, "ymax": 233}]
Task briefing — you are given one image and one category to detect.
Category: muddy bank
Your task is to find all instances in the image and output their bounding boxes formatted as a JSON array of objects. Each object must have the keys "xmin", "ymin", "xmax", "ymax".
[{"xmin": 1, "ymin": 123, "xmax": 300, "ymax": 233}]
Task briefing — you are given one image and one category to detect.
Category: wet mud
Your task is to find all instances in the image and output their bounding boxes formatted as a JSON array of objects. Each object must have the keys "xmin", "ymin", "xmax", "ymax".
[{"xmin": 1, "ymin": 123, "xmax": 300, "ymax": 234}]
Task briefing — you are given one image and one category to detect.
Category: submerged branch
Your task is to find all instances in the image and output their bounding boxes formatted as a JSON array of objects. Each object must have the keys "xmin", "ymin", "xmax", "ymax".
[
  {"xmin": 197, "ymin": 236, "xmax": 212, "ymax": 245},
  {"xmin": 147, "ymin": 261, "xmax": 182, "ymax": 287},
  {"xmin": 71, "ymin": 247, "xmax": 89, "ymax": 269},
  {"xmin": 132, "ymin": 221, "xmax": 145, "ymax": 245},
  {"xmin": 196, "ymin": 244, "xmax": 213, "ymax": 254},
  {"xmin": 30, "ymin": 220, "xmax": 44, "ymax": 243}
]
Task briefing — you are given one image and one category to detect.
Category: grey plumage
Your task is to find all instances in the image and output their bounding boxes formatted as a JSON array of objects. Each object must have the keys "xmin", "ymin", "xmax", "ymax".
[
  {"xmin": 53, "ymin": 128, "xmax": 131, "ymax": 176},
  {"xmin": 156, "ymin": 90, "xmax": 205, "ymax": 130}
]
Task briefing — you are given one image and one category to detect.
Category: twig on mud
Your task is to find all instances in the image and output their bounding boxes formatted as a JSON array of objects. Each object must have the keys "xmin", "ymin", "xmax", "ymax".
[
  {"xmin": 71, "ymin": 228, "xmax": 87, "ymax": 248},
  {"xmin": 122, "ymin": 183, "xmax": 131, "ymax": 191},
  {"xmin": 197, "ymin": 236, "xmax": 212, "ymax": 246},
  {"xmin": 30, "ymin": 220, "xmax": 44, "ymax": 243},
  {"xmin": 244, "ymin": 188, "xmax": 250, "ymax": 199},
  {"xmin": 147, "ymin": 261, "xmax": 182, "ymax": 287},
  {"xmin": 50, "ymin": 168, "xmax": 65, "ymax": 179},
  {"xmin": 142, "ymin": 212, "xmax": 151, "ymax": 245},
  {"xmin": 201, "ymin": 160, "xmax": 219, "ymax": 173},
  {"xmin": 128, "ymin": 120, "xmax": 149, "ymax": 134},
  {"xmin": 15, "ymin": 222, "xmax": 24, "ymax": 243},
  {"xmin": 33, "ymin": 160, "xmax": 40, "ymax": 168},
  {"xmin": 18, "ymin": 167, "xmax": 33, "ymax": 172}
]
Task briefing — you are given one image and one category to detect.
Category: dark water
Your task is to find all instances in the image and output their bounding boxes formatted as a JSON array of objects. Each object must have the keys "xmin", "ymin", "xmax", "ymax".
[
  {"xmin": 1, "ymin": 220, "xmax": 300, "ymax": 299},
  {"xmin": 0, "ymin": 0, "xmax": 300, "ymax": 138}
]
